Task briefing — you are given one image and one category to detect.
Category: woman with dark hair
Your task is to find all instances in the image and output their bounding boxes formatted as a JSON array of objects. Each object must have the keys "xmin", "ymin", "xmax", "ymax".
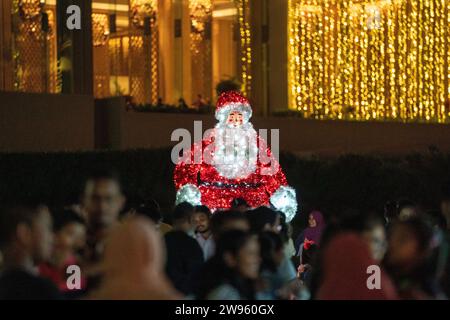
[
  {"xmin": 338, "ymin": 211, "xmax": 388, "ymax": 263},
  {"xmin": 257, "ymin": 231, "xmax": 307, "ymax": 299},
  {"xmin": 195, "ymin": 230, "xmax": 261, "ymax": 300},
  {"xmin": 384, "ymin": 216, "xmax": 446, "ymax": 299},
  {"xmin": 247, "ymin": 207, "xmax": 281, "ymax": 234},
  {"xmin": 257, "ymin": 232, "xmax": 285, "ymax": 299}
]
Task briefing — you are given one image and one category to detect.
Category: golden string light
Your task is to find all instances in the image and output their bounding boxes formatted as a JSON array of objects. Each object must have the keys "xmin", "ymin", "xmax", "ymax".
[
  {"xmin": 405, "ymin": 0, "xmax": 415, "ymax": 120},
  {"xmin": 288, "ymin": 1, "xmax": 299, "ymax": 111},
  {"xmin": 437, "ymin": 0, "xmax": 446, "ymax": 120},
  {"xmin": 189, "ymin": 0, "xmax": 212, "ymax": 101},
  {"xmin": 323, "ymin": 0, "xmax": 331, "ymax": 117},
  {"xmin": 236, "ymin": 0, "xmax": 252, "ymax": 97},
  {"xmin": 448, "ymin": 1, "xmax": 450, "ymax": 118},
  {"xmin": 288, "ymin": 0, "xmax": 450, "ymax": 123},
  {"xmin": 306, "ymin": 5, "xmax": 313, "ymax": 116},
  {"xmin": 149, "ymin": 14, "xmax": 158, "ymax": 105},
  {"xmin": 341, "ymin": 1, "xmax": 351, "ymax": 118},
  {"xmin": 359, "ymin": 5, "xmax": 369, "ymax": 119}
]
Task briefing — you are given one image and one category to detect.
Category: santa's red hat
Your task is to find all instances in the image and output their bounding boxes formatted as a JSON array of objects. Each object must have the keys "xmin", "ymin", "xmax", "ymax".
[{"xmin": 215, "ymin": 91, "xmax": 252, "ymax": 124}]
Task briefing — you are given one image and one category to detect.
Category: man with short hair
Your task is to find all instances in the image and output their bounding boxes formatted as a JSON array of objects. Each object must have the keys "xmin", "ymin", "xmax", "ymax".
[
  {"xmin": 82, "ymin": 169, "xmax": 125, "ymax": 263},
  {"xmin": 164, "ymin": 202, "xmax": 204, "ymax": 295},
  {"xmin": 193, "ymin": 205, "xmax": 215, "ymax": 260},
  {"xmin": 210, "ymin": 210, "xmax": 250, "ymax": 242},
  {"xmin": 0, "ymin": 203, "xmax": 62, "ymax": 299},
  {"xmin": 133, "ymin": 199, "xmax": 172, "ymax": 235},
  {"xmin": 231, "ymin": 198, "xmax": 250, "ymax": 213}
]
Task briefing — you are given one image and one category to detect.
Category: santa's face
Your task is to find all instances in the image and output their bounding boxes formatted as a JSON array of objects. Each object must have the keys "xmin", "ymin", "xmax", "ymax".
[{"xmin": 227, "ymin": 111, "xmax": 244, "ymax": 128}]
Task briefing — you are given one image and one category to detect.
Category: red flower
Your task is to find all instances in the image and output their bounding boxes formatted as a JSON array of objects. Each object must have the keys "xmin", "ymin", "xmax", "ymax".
[{"xmin": 303, "ymin": 238, "xmax": 315, "ymax": 250}]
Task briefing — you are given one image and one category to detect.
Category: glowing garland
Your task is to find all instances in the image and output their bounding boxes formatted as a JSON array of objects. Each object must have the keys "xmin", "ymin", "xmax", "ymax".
[
  {"xmin": 236, "ymin": 0, "xmax": 252, "ymax": 97},
  {"xmin": 288, "ymin": 0, "xmax": 450, "ymax": 123}
]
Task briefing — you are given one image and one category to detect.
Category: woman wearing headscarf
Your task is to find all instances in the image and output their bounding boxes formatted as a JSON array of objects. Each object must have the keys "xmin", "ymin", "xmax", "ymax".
[
  {"xmin": 317, "ymin": 233, "xmax": 398, "ymax": 300},
  {"xmin": 295, "ymin": 211, "xmax": 326, "ymax": 258},
  {"xmin": 89, "ymin": 216, "xmax": 182, "ymax": 300}
]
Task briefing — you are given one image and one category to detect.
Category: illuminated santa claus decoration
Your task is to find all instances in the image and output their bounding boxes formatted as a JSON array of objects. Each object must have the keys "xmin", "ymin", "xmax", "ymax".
[{"xmin": 173, "ymin": 91, "xmax": 298, "ymax": 222}]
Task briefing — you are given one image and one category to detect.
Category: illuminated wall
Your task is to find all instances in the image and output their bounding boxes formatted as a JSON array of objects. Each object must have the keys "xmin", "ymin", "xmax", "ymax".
[
  {"xmin": 129, "ymin": 0, "xmax": 159, "ymax": 104},
  {"xmin": 288, "ymin": 0, "xmax": 450, "ymax": 123},
  {"xmin": 92, "ymin": 13, "xmax": 110, "ymax": 98},
  {"xmin": 189, "ymin": 0, "xmax": 213, "ymax": 102},
  {"xmin": 11, "ymin": 0, "xmax": 58, "ymax": 93}
]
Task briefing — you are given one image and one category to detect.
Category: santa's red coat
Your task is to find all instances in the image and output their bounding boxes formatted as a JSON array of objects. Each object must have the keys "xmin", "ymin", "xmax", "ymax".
[{"xmin": 173, "ymin": 133, "xmax": 288, "ymax": 210}]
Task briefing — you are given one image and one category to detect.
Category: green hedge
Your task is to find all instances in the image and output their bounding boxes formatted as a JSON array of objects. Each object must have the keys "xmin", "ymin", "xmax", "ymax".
[{"xmin": 1, "ymin": 149, "xmax": 449, "ymax": 227}]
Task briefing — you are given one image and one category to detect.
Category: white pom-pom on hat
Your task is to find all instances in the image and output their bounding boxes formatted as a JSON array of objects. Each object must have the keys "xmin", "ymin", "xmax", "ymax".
[
  {"xmin": 270, "ymin": 186, "xmax": 298, "ymax": 222},
  {"xmin": 175, "ymin": 184, "xmax": 202, "ymax": 206}
]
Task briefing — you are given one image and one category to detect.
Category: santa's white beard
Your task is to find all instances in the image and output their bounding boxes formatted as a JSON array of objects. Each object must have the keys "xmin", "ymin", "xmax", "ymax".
[{"xmin": 212, "ymin": 122, "xmax": 258, "ymax": 179}]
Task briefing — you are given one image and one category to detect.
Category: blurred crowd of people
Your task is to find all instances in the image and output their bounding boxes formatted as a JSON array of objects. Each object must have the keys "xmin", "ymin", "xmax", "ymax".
[{"xmin": 0, "ymin": 169, "xmax": 449, "ymax": 300}]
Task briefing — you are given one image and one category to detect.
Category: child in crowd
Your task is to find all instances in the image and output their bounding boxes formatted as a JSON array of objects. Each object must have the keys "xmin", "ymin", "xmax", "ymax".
[
  {"xmin": 39, "ymin": 209, "xmax": 87, "ymax": 295},
  {"xmin": 195, "ymin": 230, "xmax": 260, "ymax": 300}
]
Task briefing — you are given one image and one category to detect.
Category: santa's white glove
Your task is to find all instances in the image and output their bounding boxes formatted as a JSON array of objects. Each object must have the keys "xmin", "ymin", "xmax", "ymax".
[
  {"xmin": 175, "ymin": 184, "xmax": 202, "ymax": 206},
  {"xmin": 270, "ymin": 186, "xmax": 298, "ymax": 223}
]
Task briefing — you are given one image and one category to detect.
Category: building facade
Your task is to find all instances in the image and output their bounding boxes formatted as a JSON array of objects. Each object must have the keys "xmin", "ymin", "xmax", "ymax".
[
  {"xmin": 1, "ymin": 0, "xmax": 450, "ymax": 122},
  {"xmin": 0, "ymin": 0, "xmax": 283, "ymax": 116}
]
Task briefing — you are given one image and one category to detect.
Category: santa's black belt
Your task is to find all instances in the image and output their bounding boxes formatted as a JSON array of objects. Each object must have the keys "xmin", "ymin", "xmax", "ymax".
[{"xmin": 199, "ymin": 181, "xmax": 262, "ymax": 189}]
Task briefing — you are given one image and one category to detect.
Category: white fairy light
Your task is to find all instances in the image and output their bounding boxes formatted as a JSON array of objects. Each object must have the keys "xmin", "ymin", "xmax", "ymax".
[
  {"xmin": 212, "ymin": 122, "xmax": 258, "ymax": 179},
  {"xmin": 270, "ymin": 186, "xmax": 298, "ymax": 222},
  {"xmin": 175, "ymin": 184, "xmax": 202, "ymax": 206}
]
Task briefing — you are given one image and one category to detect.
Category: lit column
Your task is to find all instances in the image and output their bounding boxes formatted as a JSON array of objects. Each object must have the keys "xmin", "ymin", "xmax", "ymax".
[
  {"xmin": 189, "ymin": 0, "xmax": 212, "ymax": 103},
  {"xmin": 57, "ymin": 0, "xmax": 93, "ymax": 95},
  {"xmin": 173, "ymin": 0, "xmax": 192, "ymax": 105},
  {"xmin": 92, "ymin": 13, "xmax": 110, "ymax": 98},
  {"xmin": 12, "ymin": 0, "xmax": 48, "ymax": 93},
  {"xmin": 268, "ymin": 0, "xmax": 289, "ymax": 113},
  {"xmin": 211, "ymin": 1, "xmax": 238, "ymax": 100},
  {"xmin": 158, "ymin": 0, "xmax": 174, "ymax": 104},
  {"xmin": 0, "ymin": 0, "xmax": 13, "ymax": 91},
  {"xmin": 129, "ymin": 0, "xmax": 159, "ymax": 104},
  {"xmin": 249, "ymin": 0, "xmax": 265, "ymax": 116}
]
